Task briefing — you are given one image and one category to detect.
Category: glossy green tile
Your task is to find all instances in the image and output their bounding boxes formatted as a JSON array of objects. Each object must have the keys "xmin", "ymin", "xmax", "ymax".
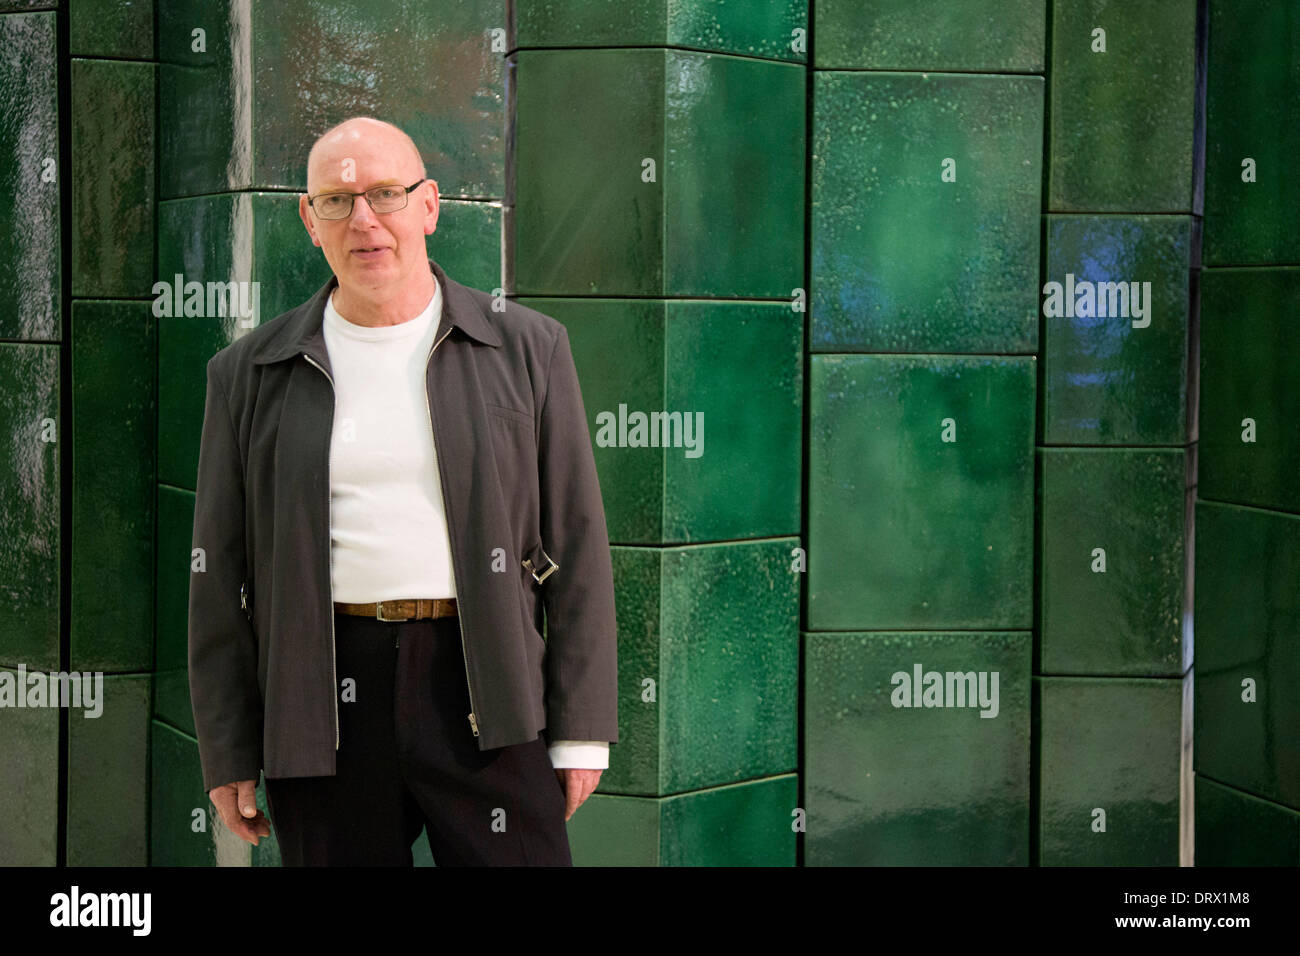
[
  {"xmin": 0, "ymin": 667, "xmax": 58, "ymax": 864},
  {"xmin": 808, "ymin": 354, "xmax": 1036, "ymax": 630},
  {"xmin": 0, "ymin": 344, "xmax": 60, "ymax": 670},
  {"xmin": 805, "ymin": 631, "xmax": 1031, "ymax": 865},
  {"xmin": 71, "ymin": 0, "xmax": 154, "ymax": 58},
  {"xmin": 157, "ymin": 193, "xmax": 329, "ymax": 488},
  {"xmin": 250, "ymin": 783, "xmax": 282, "ymax": 866},
  {"xmin": 149, "ymin": 720, "xmax": 216, "ymax": 866},
  {"xmin": 1043, "ymin": 215, "xmax": 1193, "ymax": 445},
  {"xmin": 1039, "ymin": 449, "xmax": 1189, "ymax": 677},
  {"xmin": 811, "ymin": 72, "xmax": 1043, "ymax": 352},
  {"xmin": 1194, "ymin": 776, "xmax": 1300, "ymax": 866},
  {"xmin": 1194, "ymin": 501, "xmax": 1300, "ymax": 811},
  {"xmin": 568, "ymin": 775, "xmax": 798, "ymax": 866},
  {"xmin": 1198, "ymin": 267, "xmax": 1300, "ymax": 513},
  {"xmin": 519, "ymin": 298, "xmax": 802, "ymax": 543},
  {"xmin": 1204, "ymin": 0, "xmax": 1300, "ymax": 265},
  {"xmin": 71, "ymin": 58, "xmax": 155, "ymax": 297},
  {"xmin": 1037, "ymin": 677, "xmax": 1181, "ymax": 865},
  {"xmin": 604, "ymin": 540, "xmax": 799, "ymax": 795},
  {"xmin": 814, "ymin": 0, "xmax": 1044, "ymax": 71},
  {"xmin": 154, "ymin": 486, "xmax": 194, "ymax": 733},
  {"xmin": 516, "ymin": 0, "xmax": 806, "ymax": 62},
  {"xmin": 1048, "ymin": 0, "xmax": 1198, "ymax": 212},
  {"xmin": 71, "ymin": 301, "xmax": 155, "ymax": 673},
  {"xmin": 429, "ymin": 200, "xmax": 502, "ymax": 294},
  {"xmin": 161, "ymin": 0, "xmax": 506, "ymax": 196},
  {"xmin": 0, "ymin": 11, "xmax": 59, "ymax": 341},
  {"xmin": 67, "ymin": 672, "xmax": 150, "ymax": 866},
  {"xmin": 514, "ymin": 49, "xmax": 804, "ymax": 297}
]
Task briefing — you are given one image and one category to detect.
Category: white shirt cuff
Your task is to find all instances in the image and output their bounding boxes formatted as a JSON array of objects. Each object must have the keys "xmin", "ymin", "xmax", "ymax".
[{"xmin": 547, "ymin": 740, "xmax": 609, "ymax": 769}]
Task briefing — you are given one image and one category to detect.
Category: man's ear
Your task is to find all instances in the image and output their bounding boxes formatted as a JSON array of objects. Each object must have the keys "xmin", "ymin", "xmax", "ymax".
[
  {"xmin": 299, "ymin": 194, "xmax": 321, "ymax": 246},
  {"xmin": 423, "ymin": 179, "xmax": 439, "ymax": 236}
]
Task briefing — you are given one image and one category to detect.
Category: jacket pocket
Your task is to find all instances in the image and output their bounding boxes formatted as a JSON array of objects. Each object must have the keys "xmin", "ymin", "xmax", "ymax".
[{"xmin": 485, "ymin": 402, "xmax": 534, "ymax": 430}]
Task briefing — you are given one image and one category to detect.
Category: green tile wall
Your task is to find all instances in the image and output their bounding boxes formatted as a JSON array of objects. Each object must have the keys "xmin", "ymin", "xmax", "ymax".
[{"xmin": 3, "ymin": 0, "xmax": 1293, "ymax": 870}]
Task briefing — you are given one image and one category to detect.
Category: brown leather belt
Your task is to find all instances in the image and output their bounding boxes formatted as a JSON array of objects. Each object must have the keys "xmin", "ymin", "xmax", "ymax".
[{"xmin": 334, "ymin": 598, "xmax": 457, "ymax": 621}]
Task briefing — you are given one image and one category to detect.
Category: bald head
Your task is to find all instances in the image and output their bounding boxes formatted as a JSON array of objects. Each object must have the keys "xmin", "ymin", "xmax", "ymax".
[{"xmin": 306, "ymin": 116, "xmax": 427, "ymax": 192}]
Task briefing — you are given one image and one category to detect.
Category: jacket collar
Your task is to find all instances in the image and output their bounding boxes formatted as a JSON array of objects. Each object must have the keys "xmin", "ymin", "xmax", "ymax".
[{"xmin": 249, "ymin": 257, "xmax": 501, "ymax": 370}]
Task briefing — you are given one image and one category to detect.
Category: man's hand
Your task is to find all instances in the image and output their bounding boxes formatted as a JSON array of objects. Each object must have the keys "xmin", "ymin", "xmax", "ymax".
[
  {"xmin": 554, "ymin": 768, "xmax": 602, "ymax": 821},
  {"xmin": 209, "ymin": 779, "xmax": 272, "ymax": 846}
]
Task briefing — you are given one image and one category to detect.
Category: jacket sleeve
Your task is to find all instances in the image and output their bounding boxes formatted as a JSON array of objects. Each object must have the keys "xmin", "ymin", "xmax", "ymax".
[
  {"xmin": 536, "ymin": 324, "xmax": 619, "ymax": 746},
  {"xmin": 188, "ymin": 354, "xmax": 264, "ymax": 793}
]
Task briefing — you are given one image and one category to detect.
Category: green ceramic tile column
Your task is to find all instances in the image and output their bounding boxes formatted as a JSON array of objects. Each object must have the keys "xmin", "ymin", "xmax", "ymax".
[
  {"xmin": 1195, "ymin": 0, "xmax": 1300, "ymax": 864},
  {"xmin": 0, "ymin": 669, "xmax": 59, "ymax": 864},
  {"xmin": 149, "ymin": 720, "xmax": 216, "ymax": 866}
]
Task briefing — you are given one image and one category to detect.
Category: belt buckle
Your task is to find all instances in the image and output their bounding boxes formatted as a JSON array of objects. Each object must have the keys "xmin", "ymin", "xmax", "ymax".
[
  {"xmin": 523, "ymin": 551, "xmax": 558, "ymax": 585},
  {"xmin": 375, "ymin": 600, "xmax": 406, "ymax": 622}
]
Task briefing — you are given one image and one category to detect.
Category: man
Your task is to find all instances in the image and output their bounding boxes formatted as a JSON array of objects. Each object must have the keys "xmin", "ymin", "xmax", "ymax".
[{"xmin": 187, "ymin": 116, "xmax": 619, "ymax": 865}]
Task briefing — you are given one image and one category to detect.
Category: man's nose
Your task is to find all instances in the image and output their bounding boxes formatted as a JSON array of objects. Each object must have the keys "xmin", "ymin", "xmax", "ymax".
[{"xmin": 349, "ymin": 194, "xmax": 380, "ymax": 226}]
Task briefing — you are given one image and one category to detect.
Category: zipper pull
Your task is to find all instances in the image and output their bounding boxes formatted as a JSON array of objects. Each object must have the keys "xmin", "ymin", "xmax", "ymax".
[{"xmin": 468, "ymin": 713, "xmax": 479, "ymax": 737}]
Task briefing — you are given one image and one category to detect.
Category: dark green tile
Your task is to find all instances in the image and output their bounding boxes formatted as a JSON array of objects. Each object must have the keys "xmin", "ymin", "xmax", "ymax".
[
  {"xmin": 71, "ymin": 58, "xmax": 155, "ymax": 297},
  {"xmin": 249, "ymin": 193, "xmax": 334, "ymax": 321},
  {"xmin": 805, "ymin": 631, "xmax": 1031, "ymax": 865},
  {"xmin": 522, "ymin": 298, "xmax": 802, "ymax": 543},
  {"xmin": 71, "ymin": 0, "xmax": 154, "ymax": 58},
  {"xmin": 1194, "ymin": 776, "xmax": 1300, "ymax": 866},
  {"xmin": 154, "ymin": 485, "xmax": 194, "ymax": 733},
  {"xmin": 1198, "ymin": 267, "xmax": 1300, "ymax": 513},
  {"xmin": 0, "ymin": 11, "xmax": 59, "ymax": 340},
  {"xmin": 1038, "ymin": 677, "xmax": 1181, "ymax": 865},
  {"xmin": 430, "ymin": 199, "xmax": 501, "ymax": 293},
  {"xmin": 0, "ymin": 344, "xmax": 60, "ymax": 670},
  {"xmin": 1194, "ymin": 501, "xmax": 1300, "ymax": 811},
  {"xmin": 252, "ymin": 0, "xmax": 506, "ymax": 194},
  {"xmin": 161, "ymin": 0, "xmax": 506, "ymax": 196},
  {"xmin": 808, "ymin": 355, "xmax": 1036, "ymax": 629},
  {"xmin": 811, "ymin": 72, "xmax": 1043, "ymax": 352},
  {"xmin": 149, "ymin": 720, "xmax": 216, "ymax": 866},
  {"xmin": 71, "ymin": 301, "xmax": 155, "ymax": 673},
  {"xmin": 1048, "ymin": 0, "xmax": 1198, "ymax": 211},
  {"xmin": 1043, "ymin": 215, "xmax": 1194, "ymax": 446},
  {"xmin": 814, "ymin": 0, "xmax": 1045, "ymax": 71},
  {"xmin": 568, "ymin": 775, "xmax": 797, "ymax": 866},
  {"xmin": 67, "ymin": 672, "xmax": 151, "ymax": 866},
  {"xmin": 0, "ymin": 668, "xmax": 59, "ymax": 864},
  {"xmin": 603, "ymin": 540, "xmax": 799, "ymax": 796},
  {"xmin": 1204, "ymin": 0, "xmax": 1300, "ymax": 265},
  {"xmin": 1039, "ymin": 449, "xmax": 1189, "ymax": 677},
  {"xmin": 514, "ymin": 49, "xmax": 803, "ymax": 297},
  {"xmin": 516, "ymin": 0, "xmax": 807, "ymax": 62}
]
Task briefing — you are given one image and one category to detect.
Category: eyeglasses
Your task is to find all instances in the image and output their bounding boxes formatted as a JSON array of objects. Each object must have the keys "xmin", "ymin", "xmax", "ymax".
[{"xmin": 307, "ymin": 179, "xmax": 426, "ymax": 220}]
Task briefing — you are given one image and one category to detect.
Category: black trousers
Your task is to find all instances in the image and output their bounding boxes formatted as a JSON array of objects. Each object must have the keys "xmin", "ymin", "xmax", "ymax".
[{"xmin": 264, "ymin": 610, "xmax": 572, "ymax": 866}]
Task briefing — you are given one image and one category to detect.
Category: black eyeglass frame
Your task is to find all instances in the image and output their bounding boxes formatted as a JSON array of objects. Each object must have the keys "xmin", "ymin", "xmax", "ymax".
[{"xmin": 306, "ymin": 178, "xmax": 428, "ymax": 219}]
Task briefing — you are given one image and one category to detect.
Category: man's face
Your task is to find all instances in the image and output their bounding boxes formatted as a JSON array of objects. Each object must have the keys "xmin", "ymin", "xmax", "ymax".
[{"xmin": 298, "ymin": 126, "xmax": 438, "ymax": 296}]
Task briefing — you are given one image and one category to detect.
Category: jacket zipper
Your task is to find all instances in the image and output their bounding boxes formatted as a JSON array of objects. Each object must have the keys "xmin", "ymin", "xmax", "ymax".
[
  {"xmin": 426, "ymin": 325, "xmax": 480, "ymax": 738},
  {"xmin": 302, "ymin": 353, "xmax": 340, "ymax": 751}
]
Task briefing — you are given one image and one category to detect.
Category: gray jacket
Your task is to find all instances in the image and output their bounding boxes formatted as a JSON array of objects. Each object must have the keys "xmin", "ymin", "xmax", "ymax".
[{"xmin": 187, "ymin": 258, "xmax": 618, "ymax": 792}]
